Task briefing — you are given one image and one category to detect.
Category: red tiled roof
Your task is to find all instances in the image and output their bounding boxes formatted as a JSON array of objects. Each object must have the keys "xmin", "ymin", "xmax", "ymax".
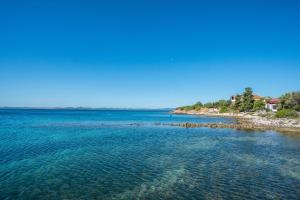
[{"xmin": 266, "ymin": 98, "xmax": 280, "ymax": 104}]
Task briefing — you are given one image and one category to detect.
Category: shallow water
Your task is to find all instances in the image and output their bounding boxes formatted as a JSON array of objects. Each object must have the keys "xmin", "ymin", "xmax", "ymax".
[{"xmin": 0, "ymin": 109, "xmax": 300, "ymax": 199}]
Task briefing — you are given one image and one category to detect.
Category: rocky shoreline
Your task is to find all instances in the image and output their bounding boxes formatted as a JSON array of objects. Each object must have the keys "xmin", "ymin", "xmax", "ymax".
[{"xmin": 171, "ymin": 109, "xmax": 300, "ymax": 133}]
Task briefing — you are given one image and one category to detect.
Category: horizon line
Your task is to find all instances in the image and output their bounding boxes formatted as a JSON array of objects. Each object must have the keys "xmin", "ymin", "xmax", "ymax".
[{"xmin": 0, "ymin": 106, "xmax": 174, "ymax": 110}]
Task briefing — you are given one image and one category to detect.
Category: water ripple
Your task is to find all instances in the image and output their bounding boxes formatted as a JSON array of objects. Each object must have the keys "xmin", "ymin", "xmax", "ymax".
[{"xmin": 1, "ymin": 110, "xmax": 300, "ymax": 199}]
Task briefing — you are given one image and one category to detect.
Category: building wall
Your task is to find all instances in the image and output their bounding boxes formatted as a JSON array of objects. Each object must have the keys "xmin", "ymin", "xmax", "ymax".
[{"xmin": 265, "ymin": 104, "xmax": 278, "ymax": 112}]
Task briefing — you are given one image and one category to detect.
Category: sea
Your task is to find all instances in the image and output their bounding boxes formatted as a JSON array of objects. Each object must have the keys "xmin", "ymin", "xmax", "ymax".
[{"xmin": 0, "ymin": 109, "xmax": 299, "ymax": 199}]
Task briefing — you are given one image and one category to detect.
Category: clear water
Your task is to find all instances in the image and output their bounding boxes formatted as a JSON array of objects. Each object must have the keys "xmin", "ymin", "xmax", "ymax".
[{"xmin": 0, "ymin": 109, "xmax": 299, "ymax": 199}]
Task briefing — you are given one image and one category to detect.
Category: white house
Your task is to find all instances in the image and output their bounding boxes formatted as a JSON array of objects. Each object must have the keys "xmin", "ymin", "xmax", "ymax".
[{"xmin": 265, "ymin": 98, "xmax": 280, "ymax": 112}]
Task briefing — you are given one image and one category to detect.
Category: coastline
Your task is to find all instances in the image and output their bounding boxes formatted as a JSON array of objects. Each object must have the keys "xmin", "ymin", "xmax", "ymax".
[{"xmin": 171, "ymin": 109, "xmax": 300, "ymax": 133}]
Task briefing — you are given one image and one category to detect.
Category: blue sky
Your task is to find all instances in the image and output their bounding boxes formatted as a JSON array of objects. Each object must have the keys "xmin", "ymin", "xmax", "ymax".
[{"xmin": 0, "ymin": 0, "xmax": 300, "ymax": 108}]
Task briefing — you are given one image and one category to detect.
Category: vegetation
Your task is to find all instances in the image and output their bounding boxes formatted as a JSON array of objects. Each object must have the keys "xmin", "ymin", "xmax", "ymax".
[
  {"xmin": 203, "ymin": 102, "xmax": 214, "ymax": 108},
  {"xmin": 177, "ymin": 99, "xmax": 231, "ymax": 111},
  {"xmin": 275, "ymin": 109, "xmax": 298, "ymax": 118},
  {"xmin": 241, "ymin": 87, "xmax": 254, "ymax": 112},
  {"xmin": 176, "ymin": 88, "xmax": 299, "ymax": 119},
  {"xmin": 178, "ymin": 102, "xmax": 203, "ymax": 111},
  {"xmin": 253, "ymin": 99, "xmax": 266, "ymax": 111},
  {"xmin": 219, "ymin": 106, "xmax": 228, "ymax": 113},
  {"xmin": 193, "ymin": 102, "xmax": 203, "ymax": 110},
  {"xmin": 232, "ymin": 94, "xmax": 242, "ymax": 111},
  {"xmin": 279, "ymin": 92, "xmax": 300, "ymax": 111}
]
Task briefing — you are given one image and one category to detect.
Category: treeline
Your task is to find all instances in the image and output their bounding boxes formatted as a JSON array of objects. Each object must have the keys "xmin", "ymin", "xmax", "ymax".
[
  {"xmin": 177, "ymin": 100, "xmax": 231, "ymax": 113},
  {"xmin": 177, "ymin": 87, "xmax": 256, "ymax": 113},
  {"xmin": 177, "ymin": 87, "xmax": 300, "ymax": 118},
  {"xmin": 276, "ymin": 92, "xmax": 300, "ymax": 118},
  {"xmin": 279, "ymin": 92, "xmax": 300, "ymax": 111}
]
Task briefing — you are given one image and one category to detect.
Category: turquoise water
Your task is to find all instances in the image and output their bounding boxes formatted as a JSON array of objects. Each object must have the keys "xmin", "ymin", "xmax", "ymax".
[{"xmin": 0, "ymin": 109, "xmax": 300, "ymax": 199}]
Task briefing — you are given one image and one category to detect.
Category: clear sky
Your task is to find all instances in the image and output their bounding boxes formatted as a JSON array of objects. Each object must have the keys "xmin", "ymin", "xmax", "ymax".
[{"xmin": 0, "ymin": 0, "xmax": 300, "ymax": 108}]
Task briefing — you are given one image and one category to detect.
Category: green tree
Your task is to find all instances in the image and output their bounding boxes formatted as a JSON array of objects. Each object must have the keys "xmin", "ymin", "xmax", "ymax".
[
  {"xmin": 219, "ymin": 106, "xmax": 228, "ymax": 113},
  {"xmin": 218, "ymin": 99, "xmax": 230, "ymax": 107},
  {"xmin": 215, "ymin": 99, "xmax": 230, "ymax": 113},
  {"xmin": 193, "ymin": 102, "xmax": 203, "ymax": 110},
  {"xmin": 242, "ymin": 87, "xmax": 254, "ymax": 112},
  {"xmin": 253, "ymin": 99, "xmax": 265, "ymax": 111},
  {"xmin": 204, "ymin": 102, "xmax": 214, "ymax": 108},
  {"xmin": 177, "ymin": 101, "xmax": 203, "ymax": 111},
  {"xmin": 279, "ymin": 91, "xmax": 300, "ymax": 111},
  {"xmin": 232, "ymin": 94, "xmax": 242, "ymax": 111}
]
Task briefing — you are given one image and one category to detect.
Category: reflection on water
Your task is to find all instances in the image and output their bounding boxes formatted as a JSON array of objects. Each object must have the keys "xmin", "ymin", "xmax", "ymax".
[{"xmin": 0, "ymin": 109, "xmax": 300, "ymax": 199}]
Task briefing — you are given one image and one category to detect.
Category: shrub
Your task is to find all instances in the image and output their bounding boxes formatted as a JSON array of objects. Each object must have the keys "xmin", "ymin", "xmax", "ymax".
[
  {"xmin": 218, "ymin": 99, "xmax": 230, "ymax": 107},
  {"xmin": 204, "ymin": 102, "xmax": 214, "ymax": 108},
  {"xmin": 193, "ymin": 102, "xmax": 203, "ymax": 110},
  {"xmin": 275, "ymin": 109, "xmax": 298, "ymax": 118},
  {"xmin": 279, "ymin": 91, "xmax": 300, "ymax": 110},
  {"xmin": 219, "ymin": 106, "xmax": 228, "ymax": 113},
  {"xmin": 183, "ymin": 106, "xmax": 193, "ymax": 111},
  {"xmin": 253, "ymin": 100, "xmax": 265, "ymax": 111},
  {"xmin": 295, "ymin": 105, "xmax": 300, "ymax": 112}
]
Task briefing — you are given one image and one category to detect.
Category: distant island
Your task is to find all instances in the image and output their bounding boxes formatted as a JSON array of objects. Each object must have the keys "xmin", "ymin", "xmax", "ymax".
[
  {"xmin": 172, "ymin": 87, "xmax": 300, "ymax": 132},
  {"xmin": 0, "ymin": 107, "xmax": 172, "ymax": 111}
]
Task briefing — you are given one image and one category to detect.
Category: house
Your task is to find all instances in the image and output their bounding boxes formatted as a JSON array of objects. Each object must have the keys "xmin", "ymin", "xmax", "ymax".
[
  {"xmin": 265, "ymin": 98, "xmax": 280, "ymax": 112},
  {"xmin": 230, "ymin": 95, "xmax": 236, "ymax": 103}
]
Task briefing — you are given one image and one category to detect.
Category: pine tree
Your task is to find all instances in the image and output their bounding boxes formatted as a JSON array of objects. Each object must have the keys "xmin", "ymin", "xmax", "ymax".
[
  {"xmin": 242, "ymin": 87, "xmax": 254, "ymax": 112},
  {"xmin": 233, "ymin": 94, "xmax": 242, "ymax": 111}
]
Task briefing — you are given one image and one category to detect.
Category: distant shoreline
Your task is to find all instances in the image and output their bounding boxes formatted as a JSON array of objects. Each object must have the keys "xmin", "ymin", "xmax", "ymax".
[{"xmin": 0, "ymin": 107, "xmax": 173, "ymax": 111}]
